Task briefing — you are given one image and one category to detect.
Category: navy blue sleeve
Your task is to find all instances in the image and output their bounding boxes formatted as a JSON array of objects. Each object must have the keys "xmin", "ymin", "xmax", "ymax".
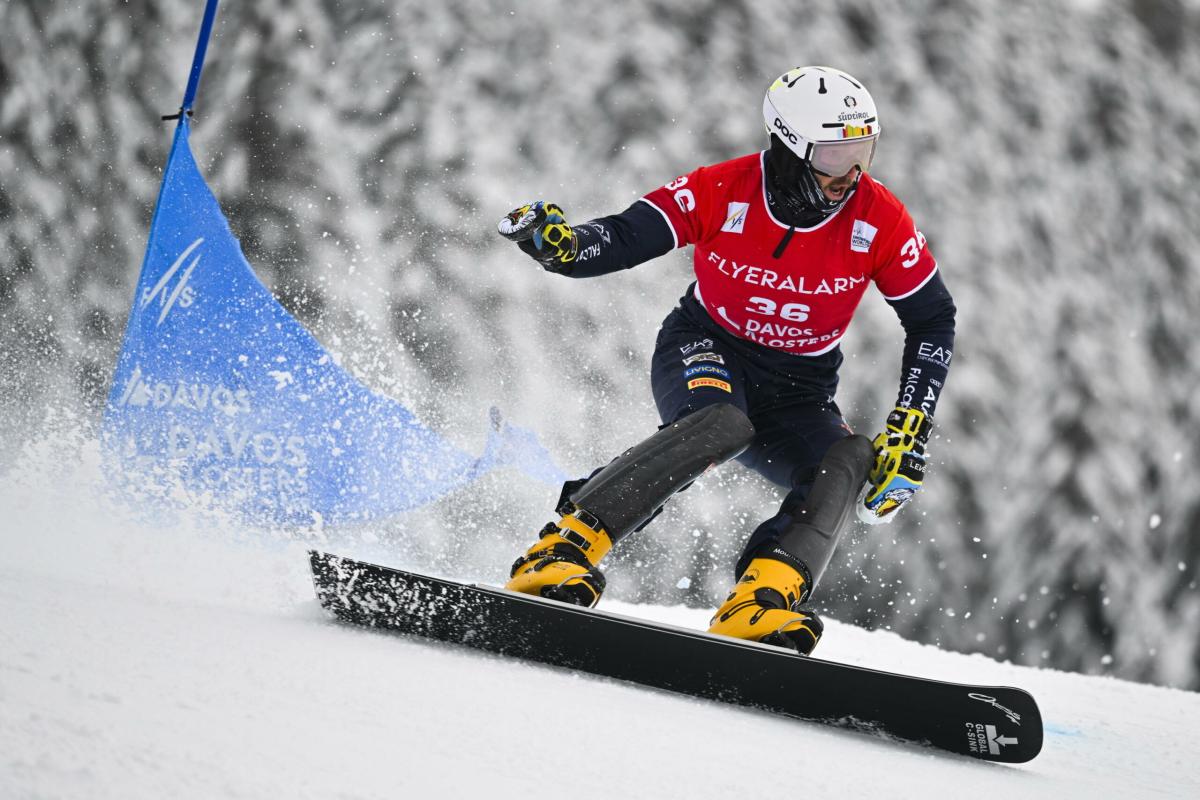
[
  {"xmin": 554, "ymin": 200, "xmax": 675, "ymax": 278},
  {"xmin": 887, "ymin": 271, "xmax": 956, "ymax": 420}
]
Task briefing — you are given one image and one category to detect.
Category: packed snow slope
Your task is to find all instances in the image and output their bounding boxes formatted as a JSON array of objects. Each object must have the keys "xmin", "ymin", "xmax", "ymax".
[
  {"xmin": 1, "ymin": 444, "xmax": 1197, "ymax": 800},
  {"xmin": 5, "ymin": 0, "xmax": 1200, "ymax": 690}
]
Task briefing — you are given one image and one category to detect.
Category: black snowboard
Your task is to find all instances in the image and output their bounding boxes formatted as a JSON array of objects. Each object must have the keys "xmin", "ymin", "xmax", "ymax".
[{"xmin": 309, "ymin": 550, "xmax": 1042, "ymax": 763}]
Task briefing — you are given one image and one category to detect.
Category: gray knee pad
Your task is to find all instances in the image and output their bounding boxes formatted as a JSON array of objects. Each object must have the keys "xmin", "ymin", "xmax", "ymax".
[{"xmin": 569, "ymin": 403, "xmax": 755, "ymax": 541}]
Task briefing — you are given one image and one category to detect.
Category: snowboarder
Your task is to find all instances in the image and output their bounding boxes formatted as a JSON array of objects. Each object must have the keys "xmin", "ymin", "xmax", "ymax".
[{"xmin": 497, "ymin": 66, "xmax": 955, "ymax": 655}]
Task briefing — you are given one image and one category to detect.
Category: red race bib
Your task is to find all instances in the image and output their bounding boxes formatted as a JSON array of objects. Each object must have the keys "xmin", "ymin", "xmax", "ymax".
[{"xmin": 642, "ymin": 152, "xmax": 937, "ymax": 356}]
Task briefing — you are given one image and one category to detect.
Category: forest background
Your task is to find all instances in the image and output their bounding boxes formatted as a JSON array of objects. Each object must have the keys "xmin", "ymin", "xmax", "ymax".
[{"xmin": 1, "ymin": 0, "xmax": 1198, "ymax": 689}]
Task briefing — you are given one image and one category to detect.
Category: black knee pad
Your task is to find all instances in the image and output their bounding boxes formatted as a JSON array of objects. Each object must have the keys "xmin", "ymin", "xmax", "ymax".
[
  {"xmin": 757, "ymin": 434, "xmax": 874, "ymax": 594},
  {"xmin": 569, "ymin": 403, "xmax": 755, "ymax": 541}
]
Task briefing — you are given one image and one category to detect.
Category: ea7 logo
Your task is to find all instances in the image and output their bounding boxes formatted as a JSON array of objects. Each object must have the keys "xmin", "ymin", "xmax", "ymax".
[{"xmin": 141, "ymin": 238, "xmax": 202, "ymax": 326}]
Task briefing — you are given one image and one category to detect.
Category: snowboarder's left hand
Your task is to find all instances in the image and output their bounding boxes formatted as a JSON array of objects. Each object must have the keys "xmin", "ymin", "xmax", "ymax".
[
  {"xmin": 497, "ymin": 201, "xmax": 578, "ymax": 272},
  {"xmin": 858, "ymin": 406, "xmax": 931, "ymax": 525}
]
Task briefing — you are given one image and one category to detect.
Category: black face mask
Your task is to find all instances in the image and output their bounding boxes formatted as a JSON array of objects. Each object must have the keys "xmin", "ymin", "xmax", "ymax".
[{"xmin": 764, "ymin": 135, "xmax": 846, "ymax": 229}]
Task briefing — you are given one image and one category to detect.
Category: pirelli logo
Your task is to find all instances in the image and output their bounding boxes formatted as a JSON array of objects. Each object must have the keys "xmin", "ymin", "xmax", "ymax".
[{"xmin": 687, "ymin": 377, "xmax": 732, "ymax": 393}]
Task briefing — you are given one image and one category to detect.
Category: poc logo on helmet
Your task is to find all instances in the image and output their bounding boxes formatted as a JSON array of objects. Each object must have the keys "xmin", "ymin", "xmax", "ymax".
[{"xmin": 772, "ymin": 117, "xmax": 799, "ymax": 145}]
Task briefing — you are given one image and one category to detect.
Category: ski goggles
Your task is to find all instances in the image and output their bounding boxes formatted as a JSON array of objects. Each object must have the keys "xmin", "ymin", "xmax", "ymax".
[{"xmin": 808, "ymin": 136, "xmax": 878, "ymax": 177}]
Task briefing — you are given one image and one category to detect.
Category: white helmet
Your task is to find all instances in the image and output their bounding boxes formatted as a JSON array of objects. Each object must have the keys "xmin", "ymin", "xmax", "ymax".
[{"xmin": 763, "ymin": 66, "xmax": 880, "ymax": 177}]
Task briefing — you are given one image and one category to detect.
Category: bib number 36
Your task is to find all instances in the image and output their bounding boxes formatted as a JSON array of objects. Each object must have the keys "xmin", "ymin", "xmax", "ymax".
[
  {"xmin": 900, "ymin": 230, "xmax": 928, "ymax": 268},
  {"xmin": 747, "ymin": 296, "xmax": 810, "ymax": 322}
]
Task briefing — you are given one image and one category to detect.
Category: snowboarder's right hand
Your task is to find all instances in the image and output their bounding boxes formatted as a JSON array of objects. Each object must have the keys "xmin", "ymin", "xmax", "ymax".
[{"xmin": 497, "ymin": 201, "xmax": 578, "ymax": 272}]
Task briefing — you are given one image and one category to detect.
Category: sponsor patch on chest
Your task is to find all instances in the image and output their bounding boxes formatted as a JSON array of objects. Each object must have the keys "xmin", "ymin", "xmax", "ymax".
[
  {"xmin": 721, "ymin": 202, "xmax": 750, "ymax": 234},
  {"xmin": 851, "ymin": 219, "xmax": 878, "ymax": 253}
]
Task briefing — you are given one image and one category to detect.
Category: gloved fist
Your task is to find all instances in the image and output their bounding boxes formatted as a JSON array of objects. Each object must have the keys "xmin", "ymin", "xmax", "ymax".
[
  {"xmin": 858, "ymin": 406, "xmax": 932, "ymax": 525},
  {"xmin": 497, "ymin": 201, "xmax": 578, "ymax": 272}
]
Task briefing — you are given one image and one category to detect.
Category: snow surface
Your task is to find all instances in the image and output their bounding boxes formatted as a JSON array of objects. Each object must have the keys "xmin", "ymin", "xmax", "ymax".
[
  {"xmin": 2, "ymin": 437, "xmax": 1198, "ymax": 800},
  {"xmin": 5, "ymin": 0, "xmax": 1200, "ymax": 689}
]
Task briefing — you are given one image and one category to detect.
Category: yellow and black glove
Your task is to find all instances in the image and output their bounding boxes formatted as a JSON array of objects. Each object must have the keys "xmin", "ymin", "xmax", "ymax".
[
  {"xmin": 858, "ymin": 406, "xmax": 932, "ymax": 525},
  {"xmin": 497, "ymin": 201, "xmax": 578, "ymax": 272}
]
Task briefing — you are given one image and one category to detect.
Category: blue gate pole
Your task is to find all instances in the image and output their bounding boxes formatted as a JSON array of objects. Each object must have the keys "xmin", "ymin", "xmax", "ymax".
[{"xmin": 165, "ymin": 0, "xmax": 222, "ymax": 121}]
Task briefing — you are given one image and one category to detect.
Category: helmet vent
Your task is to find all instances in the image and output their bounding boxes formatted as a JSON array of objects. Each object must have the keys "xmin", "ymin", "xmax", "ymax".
[
  {"xmin": 787, "ymin": 71, "xmax": 805, "ymax": 88},
  {"xmin": 818, "ymin": 77, "xmax": 828, "ymax": 94}
]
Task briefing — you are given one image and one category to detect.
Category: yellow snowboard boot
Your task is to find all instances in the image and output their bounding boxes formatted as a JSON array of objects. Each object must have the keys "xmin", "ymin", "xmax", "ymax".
[
  {"xmin": 707, "ymin": 557, "xmax": 824, "ymax": 654},
  {"xmin": 505, "ymin": 508, "xmax": 612, "ymax": 608}
]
